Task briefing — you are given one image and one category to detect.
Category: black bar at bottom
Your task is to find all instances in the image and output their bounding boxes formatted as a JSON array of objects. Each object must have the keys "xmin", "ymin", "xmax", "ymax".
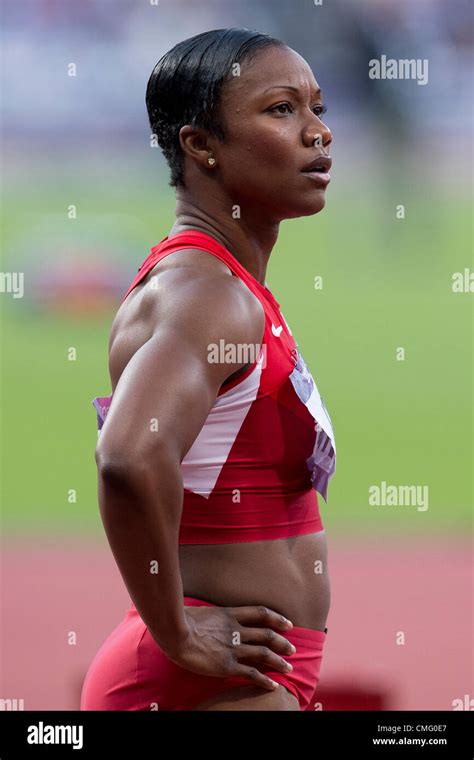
[{"xmin": 0, "ymin": 710, "xmax": 473, "ymax": 757}]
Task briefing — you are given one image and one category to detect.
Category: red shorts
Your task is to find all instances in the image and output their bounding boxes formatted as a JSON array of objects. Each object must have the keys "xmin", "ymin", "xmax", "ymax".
[{"xmin": 80, "ymin": 596, "xmax": 327, "ymax": 711}]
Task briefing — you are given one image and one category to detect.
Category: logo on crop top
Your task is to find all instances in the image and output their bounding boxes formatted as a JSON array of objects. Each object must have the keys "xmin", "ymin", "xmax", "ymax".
[
  {"xmin": 289, "ymin": 351, "xmax": 336, "ymax": 502},
  {"xmin": 271, "ymin": 323, "xmax": 283, "ymax": 337}
]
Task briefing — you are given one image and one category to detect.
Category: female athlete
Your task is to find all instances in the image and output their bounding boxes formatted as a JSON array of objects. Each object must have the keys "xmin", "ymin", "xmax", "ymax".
[{"xmin": 80, "ymin": 27, "xmax": 336, "ymax": 712}]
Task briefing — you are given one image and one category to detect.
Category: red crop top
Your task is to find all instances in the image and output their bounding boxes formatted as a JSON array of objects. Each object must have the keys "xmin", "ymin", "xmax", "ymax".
[{"xmin": 92, "ymin": 231, "xmax": 336, "ymax": 544}]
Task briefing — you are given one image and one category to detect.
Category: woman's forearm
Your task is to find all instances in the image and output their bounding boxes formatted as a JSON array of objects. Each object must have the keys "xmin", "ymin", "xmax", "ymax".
[{"xmin": 95, "ymin": 453, "xmax": 190, "ymax": 656}]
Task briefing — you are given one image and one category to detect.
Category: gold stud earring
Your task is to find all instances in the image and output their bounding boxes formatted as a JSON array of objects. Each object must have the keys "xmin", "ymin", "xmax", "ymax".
[{"xmin": 207, "ymin": 156, "xmax": 216, "ymax": 166}]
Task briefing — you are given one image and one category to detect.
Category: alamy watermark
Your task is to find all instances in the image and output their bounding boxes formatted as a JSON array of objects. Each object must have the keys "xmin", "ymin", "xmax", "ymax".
[
  {"xmin": 0, "ymin": 272, "xmax": 24, "ymax": 298},
  {"xmin": 27, "ymin": 721, "xmax": 83, "ymax": 749},
  {"xmin": 0, "ymin": 697, "xmax": 24, "ymax": 710},
  {"xmin": 369, "ymin": 481, "xmax": 429, "ymax": 512},
  {"xmin": 207, "ymin": 341, "xmax": 267, "ymax": 369},
  {"xmin": 452, "ymin": 693, "xmax": 474, "ymax": 710},
  {"xmin": 452, "ymin": 268, "xmax": 474, "ymax": 293},
  {"xmin": 369, "ymin": 56, "xmax": 429, "ymax": 86}
]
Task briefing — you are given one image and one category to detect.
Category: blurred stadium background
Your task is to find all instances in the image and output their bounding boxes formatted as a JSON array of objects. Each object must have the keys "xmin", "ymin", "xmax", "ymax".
[{"xmin": 1, "ymin": 0, "xmax": 472, "ymax": 711}]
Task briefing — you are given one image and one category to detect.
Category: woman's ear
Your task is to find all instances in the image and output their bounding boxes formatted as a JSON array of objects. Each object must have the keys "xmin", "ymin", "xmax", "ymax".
[{"xmin": 178, "ymin": 125, "xmax": 213, "ymax": 170}]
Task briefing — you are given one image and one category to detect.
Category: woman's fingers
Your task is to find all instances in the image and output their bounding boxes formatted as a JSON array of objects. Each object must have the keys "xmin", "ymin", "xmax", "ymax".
[
  {"xmin": 235, "ymin": 643, "xmax": 294, "ymax": 675},
  {"xmin": 227, "ymin": 605, "xmax": 293, "ymax": 632},
  {"xmin": 230, "ymin": 665, "xmax": 281, "ymax": 691},
  {"xmin": 237, "ymin": 626, "xmax": 296, "ymax": 656}
]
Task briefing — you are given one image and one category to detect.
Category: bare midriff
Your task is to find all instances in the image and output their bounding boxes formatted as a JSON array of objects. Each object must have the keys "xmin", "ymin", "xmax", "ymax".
[{"xmin": 179, "ymin": 530, "xmax": 330, "ymax": 631}]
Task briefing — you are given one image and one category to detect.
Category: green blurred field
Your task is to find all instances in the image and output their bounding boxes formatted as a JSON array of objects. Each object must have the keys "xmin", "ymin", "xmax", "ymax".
[{"xmin": 1, "ymin": 165, "xmax": 472, "ymax": 537}]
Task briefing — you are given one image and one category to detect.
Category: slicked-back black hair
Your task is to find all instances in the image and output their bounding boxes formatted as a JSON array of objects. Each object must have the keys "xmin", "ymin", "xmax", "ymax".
[{"xmin": 146, "ymin": 28, "xmax": 286, "ymax": 188}]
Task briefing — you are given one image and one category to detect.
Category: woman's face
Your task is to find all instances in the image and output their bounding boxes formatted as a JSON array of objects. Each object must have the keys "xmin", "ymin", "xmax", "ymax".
[{"xmin": 212, "ymin": 44, "xmax": 333, "ymax": 221}]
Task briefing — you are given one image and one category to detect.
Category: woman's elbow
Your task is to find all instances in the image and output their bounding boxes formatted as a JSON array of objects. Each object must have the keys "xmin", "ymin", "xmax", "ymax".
[{"xmin": 95, "ymin": 440, "xmax": 178, "ymax": 484}]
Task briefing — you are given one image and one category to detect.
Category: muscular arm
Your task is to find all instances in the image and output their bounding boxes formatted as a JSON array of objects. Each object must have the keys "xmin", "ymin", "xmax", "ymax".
[{"xmin": 95, "ymin": 267, "xmax": 264, "ymax": 655}]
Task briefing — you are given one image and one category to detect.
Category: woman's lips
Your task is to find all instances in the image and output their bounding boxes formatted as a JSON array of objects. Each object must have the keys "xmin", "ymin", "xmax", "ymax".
[{"xmin": 301, "ymin": 170, "xmax": 331, "ymax": 187}]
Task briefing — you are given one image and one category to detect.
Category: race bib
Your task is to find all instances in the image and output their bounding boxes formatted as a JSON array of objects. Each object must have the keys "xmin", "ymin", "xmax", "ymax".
[
  {"xmin": 289, "ymin": 351, "xmax": 336, "ymax": 502},
  {"xmin": 92, "ymin": 395, "xmax": 112, "ymax": 434}
]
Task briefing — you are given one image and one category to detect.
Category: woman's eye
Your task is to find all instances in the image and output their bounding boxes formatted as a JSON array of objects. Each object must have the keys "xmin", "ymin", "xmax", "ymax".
[
  {"xmin": 270, "ymin": 103, "xmax": 327, "ymax": 117},
  {"xmin": 271, "ymin": 103, "xmax": 292, "ymax": 114},
  {"xmin": 312, "ymin": 104, "xmax": 327, "ymax": 117}
]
